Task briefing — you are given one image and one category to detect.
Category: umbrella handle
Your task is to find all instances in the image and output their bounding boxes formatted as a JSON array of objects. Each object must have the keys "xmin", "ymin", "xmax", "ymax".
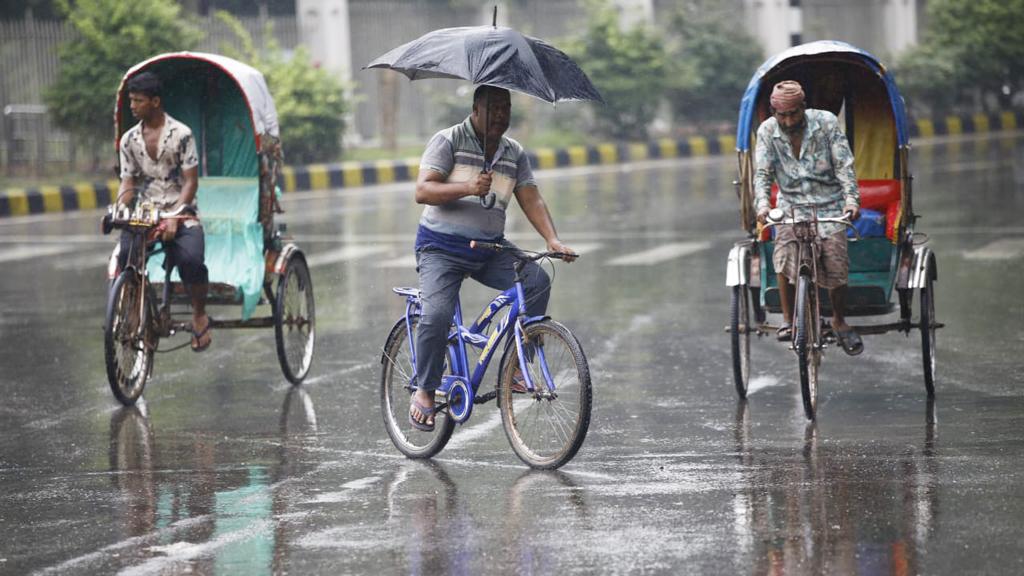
[{"xmin": 480, "ymin": 192, "xmax": 496, "ymax": 209}]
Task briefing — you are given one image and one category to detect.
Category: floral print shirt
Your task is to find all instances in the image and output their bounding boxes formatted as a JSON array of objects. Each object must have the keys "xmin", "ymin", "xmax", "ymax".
[
  {"xmin": 754, "ymin": 108, "xmax": 859, "ymax": 237},
  {"xmin": 119, "ymin": 113, "xmax": 199, "ymax": 210}
]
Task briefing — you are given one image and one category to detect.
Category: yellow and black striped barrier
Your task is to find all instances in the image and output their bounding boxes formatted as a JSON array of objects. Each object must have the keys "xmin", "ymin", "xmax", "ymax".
[{"xmin": 3, "ymin": 109, "xmax": 1022, "ymax": 218}]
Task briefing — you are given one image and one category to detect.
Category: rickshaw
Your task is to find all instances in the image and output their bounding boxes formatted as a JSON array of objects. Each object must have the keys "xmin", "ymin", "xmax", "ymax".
[
  {"xmin": 102, "ymin": 52, "xmax": 315, "ymax": 406},
  {"xmin": 725, "ymin": 41, "xmax": 941, "ymax": 419}
]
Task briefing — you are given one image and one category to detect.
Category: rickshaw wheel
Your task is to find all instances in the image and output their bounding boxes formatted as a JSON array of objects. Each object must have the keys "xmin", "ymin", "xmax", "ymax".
[
  {"xmin": 795, "ymin": 275, "xmax": 820, "ymax": 420},
  {"xmin": 730, "ymin": 285, "xmax": 752, "ymax": 399},
  {"xmin": 104, "ymin": 270, "xmax": 153, "ymax": 406},
  {"xmin": 274, "ymin": 252, "xmax": 315, "ymax": 384},
  {"xmin": 920, "ymin": 264, "xmax": 937, "ymax": 397}
]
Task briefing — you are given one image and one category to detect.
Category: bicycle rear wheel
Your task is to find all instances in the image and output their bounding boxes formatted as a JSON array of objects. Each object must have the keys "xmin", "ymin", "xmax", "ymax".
[
  {"xmin": 275, "ymin": 252, "xmax": 316, "ymax": 384},
  {"xmin": 794, "ymin": 275, "xmax": 820, "ymax": 420},
  {"xmin": 920, "ymin": 263, "xmax": 937, "ymax": 397},
  {"xmin": 499, "ymin": 319, "xmax": 592, "ymax": 469},
  {"xmin": 380, "ymin": 316, "xmax": 455, "ymax": 459},
  {"xmin": 104, "ymin": 270, "xmax": 154, "ymax": 406}
]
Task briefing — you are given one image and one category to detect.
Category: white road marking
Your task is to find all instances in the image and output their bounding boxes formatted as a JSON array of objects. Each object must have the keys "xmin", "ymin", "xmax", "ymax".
[
  {"xmin": 377, "ymin": 254, "xmax": 416, "ymax": 269},
  {"xmin": 605, "ymin": 241, "xmax": 712, "ymax": 266},
  {"xmin": 0, "ymin": 244, "xmax": 77, "ymax": 263},
  {"xmin": 51, "ymin": 251, "xmax": 111, "ymax": 271},
  {"xmin": 963, "ymin": 238, "xmax": 1024, "ymax": 260},
  {"xmin": 305, "ymin": 245, "xmax": 391, "ymax": 268}
]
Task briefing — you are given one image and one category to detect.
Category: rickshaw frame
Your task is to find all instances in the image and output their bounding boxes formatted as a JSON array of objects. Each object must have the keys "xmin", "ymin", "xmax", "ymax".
[
  {"xmin": 725, "ymin": 41, "xmax": 940, "ymax": 413},
  {"xmin": 104, "ymin": 52, "xmax": 316, "ymax": 406}
]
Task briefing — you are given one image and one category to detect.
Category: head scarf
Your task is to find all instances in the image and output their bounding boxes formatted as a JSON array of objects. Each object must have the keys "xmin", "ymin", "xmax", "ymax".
[{"xmin": 770, "ymin": 80, "xmax": 805, "ymax": 111}]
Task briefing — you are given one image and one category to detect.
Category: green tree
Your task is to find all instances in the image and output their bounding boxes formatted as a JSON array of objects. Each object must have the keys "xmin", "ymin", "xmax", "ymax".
[
  {"xmin": 44, "ymin": 0, "xmax": 200, "ymax": 162},
  {"xmin": 216, "ymin": 12, "xmax": 349, "ymax": 164},
  {"xmin": 564, "ymin": 0, "xmax": 670, "ymax": 140},
  {"xmin": 921, "ymin": 0, "xmax": 1024, "ymax": 109},
  {"xmin": 663, "ymin": 1, "xmax": 763, "ymax": 128},
  {"xmin": 893, "ymin": 42, "xmax": 961, "ymax": 117}
]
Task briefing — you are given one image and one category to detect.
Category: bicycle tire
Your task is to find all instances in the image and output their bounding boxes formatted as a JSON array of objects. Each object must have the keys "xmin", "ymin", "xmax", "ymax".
[
  {"xmin": 275, "ymin": 252, "xmax": 316, "ymax": 385},
  {"xmin": 920, "ymin": 260, "xmax": 937, "ymax": 397},
  {"xmin": 498, "ymin": 319, "xmax": 592, "ymax": 469},
  {"xmin": 104, "ymin": 270, "xmax": 153, "ymax": 406},
  {"xmin": 794, "ymin": 275, "xmax": 820, "ymax": 420},
  {"xmin": 730, "ymin": 285, "xmax": 751, "ymax": 399},
  {"xmin": 380, "ymin": 316, "xmax": 455, "ymax": 459}
]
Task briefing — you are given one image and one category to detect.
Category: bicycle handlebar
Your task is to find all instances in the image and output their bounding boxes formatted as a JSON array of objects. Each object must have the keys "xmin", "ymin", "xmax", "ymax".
[
  {"xmin": 102, "ymin": 203, "xmax": 191, "ymax": 235},
  {"xmin": 469, "ymin": 240, "xmax": 577, "ymax": 262},
  {"xmin": 762, "ymin": 208, "xmax": 861, "ymax": 240}
]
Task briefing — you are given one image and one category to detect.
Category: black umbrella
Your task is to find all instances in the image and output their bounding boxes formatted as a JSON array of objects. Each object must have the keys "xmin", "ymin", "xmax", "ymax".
[
  {"xmin": 364, "ymin": 14, "xmax": 603, "ymax": 104},
  {"xmin": 365, "ymin": 8, "xmax": 602, "ymax": 207}
]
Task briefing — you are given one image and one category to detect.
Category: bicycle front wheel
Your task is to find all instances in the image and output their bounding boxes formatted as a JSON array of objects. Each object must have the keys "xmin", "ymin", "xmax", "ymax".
[
  {"xmin": 104, "ymin": 270, "xmax": 153, "ymax": 406},
  {"xmin": 730, "ymin": 285, "xmax": 752, "ymax": 399},
  {"xmin": 794, "ymin": 275, "xmax": 820, "ymax": 420},
  {"xmin": 499, "ymin": 319, "xmax": 592, "ymax": 469},
  {"xmin": 380, "ymin": 316, "xmax": 455, "ymax": 459}
]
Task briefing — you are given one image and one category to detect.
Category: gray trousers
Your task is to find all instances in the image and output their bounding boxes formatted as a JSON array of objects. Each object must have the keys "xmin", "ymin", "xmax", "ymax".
[{"xmin": 414, "ymin": 246, "xmax": 551, "ymax": 391}]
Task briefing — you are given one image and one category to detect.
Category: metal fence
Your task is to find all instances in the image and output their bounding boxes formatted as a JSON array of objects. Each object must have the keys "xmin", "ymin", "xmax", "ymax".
[{"xmin": 0, "ymin": 15, "xmax": 297, "ymax": 176}]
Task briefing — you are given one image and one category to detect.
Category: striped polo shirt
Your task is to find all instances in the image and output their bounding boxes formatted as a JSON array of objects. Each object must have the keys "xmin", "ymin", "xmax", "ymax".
[{"xmin": 416, "ymin": 116, "xmax": 536, "ymax": 258}]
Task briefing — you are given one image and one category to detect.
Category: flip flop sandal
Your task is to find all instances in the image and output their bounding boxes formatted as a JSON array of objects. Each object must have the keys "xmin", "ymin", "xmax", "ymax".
[
  {"xmin": 836, "ymin": 328, "xmax": 864, "ymax": 356},
  {"xmin": 776, "ymin": 323, "xmax": 793, "ymax": 342},
  {"xmin": 191, "ymin": 317, "xmax": 213, "ymax": 353},
  {"xmin": 408, "ymin": 399, "xmax": 436, "ymax": 432}
]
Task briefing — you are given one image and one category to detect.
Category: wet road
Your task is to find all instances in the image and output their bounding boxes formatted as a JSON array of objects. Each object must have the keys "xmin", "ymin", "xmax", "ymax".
[{"xmin": 2, "ymin": 132, "xmax": 1023, "ymax": 575}]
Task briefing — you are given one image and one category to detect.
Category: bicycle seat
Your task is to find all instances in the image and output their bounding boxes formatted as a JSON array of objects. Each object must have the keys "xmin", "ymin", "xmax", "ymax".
[{"xmin": 392, "ymin": 287, "xmax": 420, "ymax": 298}]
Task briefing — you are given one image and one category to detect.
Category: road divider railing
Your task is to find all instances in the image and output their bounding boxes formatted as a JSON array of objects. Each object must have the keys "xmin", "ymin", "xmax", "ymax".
[{"xmin": 2, "ymin": 109, "xmax": 1021, "ymax": 219}]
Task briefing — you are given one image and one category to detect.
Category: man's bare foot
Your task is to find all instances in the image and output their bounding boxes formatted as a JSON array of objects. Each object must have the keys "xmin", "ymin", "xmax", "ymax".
[{"xmin": 409, "ymin": 388, "xmax": 435, "ymax": 431}]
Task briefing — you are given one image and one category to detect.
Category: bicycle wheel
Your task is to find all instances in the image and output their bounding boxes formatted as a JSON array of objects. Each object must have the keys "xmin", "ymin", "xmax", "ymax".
[
  {"xmin": 104, "ymin": 270, "xmax": 153, "ymax": 406},
  {"xmin": 920, "ymin": 263, "xmax": 937, "ymax": 397},
  {"xmin": 275, "ymin": 252, "xmax": 316, "ymax": 384},
  {"xmin": 498, "ymin": 319, "xmax": 592, "ymax": 469},
  {"xmin": 380, "ymin": 316, "xmax": 455, "ymax": 459},
  {"xmin": 794, "ymin": 275, "xmax": 820, "ymax": 420},
  {"xmin": 730, "ymin": 285, "xmax": 752, "ymax": 399}
]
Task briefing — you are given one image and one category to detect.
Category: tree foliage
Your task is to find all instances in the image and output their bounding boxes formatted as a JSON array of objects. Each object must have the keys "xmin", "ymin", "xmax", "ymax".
[
  {"xmin": 896, "ymin": 0, "xmax": 1024, "ymax": 112},
  {"xmin": 44, "ymin": 0, "xmax": 200, "ymax": 155},
  {"xmin": 663, "ymin": 1, "xmax": 763, "ymax": 128},
  {"xmin": 564, "ymin": 0, "xmax": 670, "ymax": 140},
  {"xmin": 216, "ymin": 12, "xmax": 349, "ymax": 164}
]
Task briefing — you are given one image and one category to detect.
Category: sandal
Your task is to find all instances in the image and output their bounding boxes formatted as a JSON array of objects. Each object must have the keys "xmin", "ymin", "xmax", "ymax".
[
  {"xmin": 776, "ymin": 323, "xmax": 792, "ymax": 342},
  {"xmin": 408, "ymin": 399, "xmax": 435, "ymax": 432},
  {"xmin": 191, "ymin": 315, "xmax": 213, "ymax": 353},
  {"xmin": 509, "ymin": 371, "xmax": 529, "ymax": 394},
  {"xmin": 836, "ymin": 328, "xmax": 864, "ymax": 356}
]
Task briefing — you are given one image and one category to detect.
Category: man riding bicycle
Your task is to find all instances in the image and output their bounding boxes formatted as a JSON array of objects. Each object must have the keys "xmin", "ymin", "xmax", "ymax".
[
  {"xmin": 115, "ymin": 71, "xmax": 211, "ymax": 352},
  {"xmin": 409, "ymin": 85, "xmax": 577, "ymax": 431},
  {"xmin": 754, "ymin": 80, "xmax": 863, "ymax": 355}
]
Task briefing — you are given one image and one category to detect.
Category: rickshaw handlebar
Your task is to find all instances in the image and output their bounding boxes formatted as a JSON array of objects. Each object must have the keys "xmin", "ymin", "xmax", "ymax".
[
  {"xmin": 101, "ymin": 203, "xmax": 191, "ymax": 235},
  {"xmin": 762, "ymin": 212, "xmax": 861, "ymax": 240}
]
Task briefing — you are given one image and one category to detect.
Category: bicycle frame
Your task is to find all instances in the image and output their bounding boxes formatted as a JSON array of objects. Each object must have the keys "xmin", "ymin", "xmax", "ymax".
[{"xmin": 397, "ymin": 276, "xmax": 552, "ymax": 421}]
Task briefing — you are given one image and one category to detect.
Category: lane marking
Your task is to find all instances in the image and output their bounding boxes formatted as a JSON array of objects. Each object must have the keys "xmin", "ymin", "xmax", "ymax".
[
  {"xmin": 0, "ymin": 244, "xmax": 78, "ymax": 264},
  {"xmin": 963, "ymin": 238, "xmax": 1024, "ymax": 260},
  {"xmin": 51, "ymin": 251, "xmax": 111, "ymax": 271},
  {"xmin": 377, "ymin": 254, "xmax": 416, "ymax": 269},
  {"xmin": 305, "ymin": 245, "xmax": 390, "ymax": 268},
  {"xmin": 605, "ymin": 241, "xmax": 712, "ymax": 266}
]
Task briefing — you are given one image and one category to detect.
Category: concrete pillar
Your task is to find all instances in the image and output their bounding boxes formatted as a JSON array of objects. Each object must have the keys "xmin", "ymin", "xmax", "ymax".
[
  {"xmin": 882, "ymin": 0, "xmax": 917, "ymax": 55},
  {"xmin": 613, "ymin": 0, "xmax": 654, "ymax": 29},
  {"xmin": 742, "ymin": 0, "xmax": 801, "ymax": 56},
  {"xmin": 296, "ymin": 0, "xmax": 352, "ymax": 82}
]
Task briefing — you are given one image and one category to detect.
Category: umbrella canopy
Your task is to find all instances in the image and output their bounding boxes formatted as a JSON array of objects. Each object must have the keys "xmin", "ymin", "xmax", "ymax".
[{"xmin": 365, "ymin": 25, "xmax": 604, "ymax": 104}]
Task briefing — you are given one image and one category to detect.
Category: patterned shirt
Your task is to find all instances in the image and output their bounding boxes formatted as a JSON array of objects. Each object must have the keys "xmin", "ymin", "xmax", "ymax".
[
  {"xmin": 417, "ymin": 116, "xmax": 536, "ymax": 247},
  {"xmin": 754, "ymin": 108, "xmax": 859, "ymax": 237},
  {"xmin": 119, "ymin": 113, "xmax": 199, "ymax": 210}
]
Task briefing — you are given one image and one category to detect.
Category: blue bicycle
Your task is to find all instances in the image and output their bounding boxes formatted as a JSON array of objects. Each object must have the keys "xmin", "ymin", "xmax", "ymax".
[{"xmin": 380, "ymin": 241, "xmax": 592, "ymax": 469}]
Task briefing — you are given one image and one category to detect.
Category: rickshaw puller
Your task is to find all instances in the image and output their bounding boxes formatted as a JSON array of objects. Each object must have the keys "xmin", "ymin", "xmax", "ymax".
[
  {"xmin": 116, "ymin": 71, "xmax": 212, "ymax": 352},
  {"xmin": 754, "ymin": 80, "xmax": 863, "ymax": 355}
]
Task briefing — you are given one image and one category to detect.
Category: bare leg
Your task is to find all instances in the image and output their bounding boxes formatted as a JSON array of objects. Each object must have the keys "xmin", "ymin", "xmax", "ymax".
[
  {"xmin": 778, "ymin": 274, "xmax": 794, "ymax": 325},
  {"xmin": 829, "ymin": 285, "xmax": 850, "ymax": 332},
  {"xmin": 189, "ymin": 283, "xmax": 212, "ymax": 350}
]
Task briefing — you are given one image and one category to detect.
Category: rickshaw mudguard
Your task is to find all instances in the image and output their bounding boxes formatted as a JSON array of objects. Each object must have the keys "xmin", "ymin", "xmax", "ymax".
[
  {"xmin": 907, "ymin": 245, "xmax": 936, "ymax": 289},
  {"xmin": 726, "ymin": 242, "xmax": 753, "ymax": 286}
]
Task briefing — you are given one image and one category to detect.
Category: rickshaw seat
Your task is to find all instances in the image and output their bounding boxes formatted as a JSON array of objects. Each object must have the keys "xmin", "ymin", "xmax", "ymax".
[
  {"xmin": 760, "ymin": 179, "xmax": 901, "ymax": 242},
  {"xmin": 147, "ymin": 177, "xmax": 265, "ymax": 320}
]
